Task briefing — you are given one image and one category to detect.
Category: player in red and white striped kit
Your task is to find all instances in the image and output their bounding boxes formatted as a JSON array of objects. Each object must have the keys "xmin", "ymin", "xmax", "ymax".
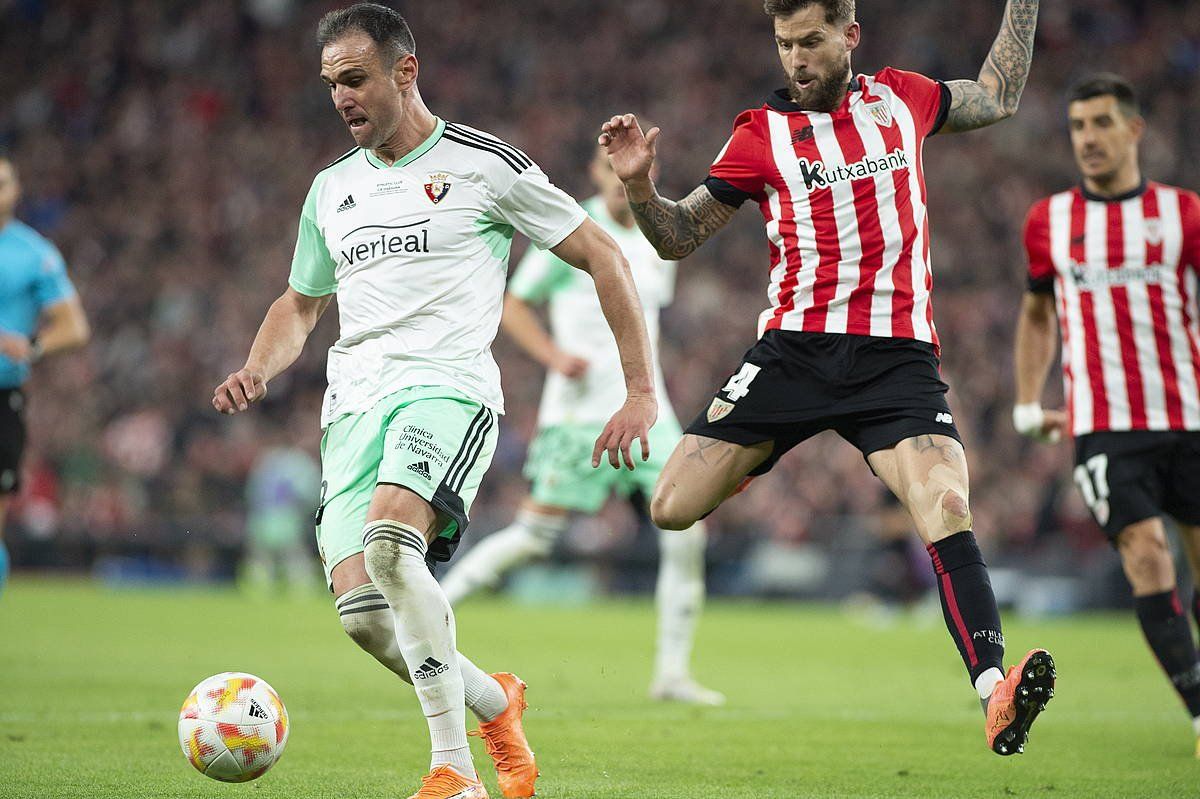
[
  {"xmin": 601, "ymin": 0, "xmax": 1054, "ymax": 756},
  {"xmin": 1015, "ymin": 74, "xmax": 1200, "ymax": 755}
]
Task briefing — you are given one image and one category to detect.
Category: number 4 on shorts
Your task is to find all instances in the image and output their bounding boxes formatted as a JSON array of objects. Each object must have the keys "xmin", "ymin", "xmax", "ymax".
[{"xmin": 722, "ymin": 363, "xmax": 761, "ymax": 402}]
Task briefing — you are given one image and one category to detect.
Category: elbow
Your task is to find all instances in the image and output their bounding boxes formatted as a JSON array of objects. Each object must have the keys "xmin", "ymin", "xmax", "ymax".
[{"xmin": 653, "ymin": 244, "xmax": 691, "ymax": 261}]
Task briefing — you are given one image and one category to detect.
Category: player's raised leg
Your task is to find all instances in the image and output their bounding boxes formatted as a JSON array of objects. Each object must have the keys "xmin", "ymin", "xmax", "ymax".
[
  {"xmin": 440, "ymin": 500, "xmax": 568, "ymax": 605},
  {"xmin": 650, "ymin": 434, "xmax": 772, "ymax": 532},
  {"xmin": 868, "ymin": 434, "xmax": 1054, "ymax": 755}
]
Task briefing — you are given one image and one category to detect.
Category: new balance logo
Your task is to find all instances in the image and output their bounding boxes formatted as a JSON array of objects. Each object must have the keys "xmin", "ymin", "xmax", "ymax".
[
  {"xmin": 413, "ymin": 657, "xmax": 449, "ymax": 680},
  {"xmin": 247, "ymin": 699, "xmax": 268, "ymax": 720},
  {"xmin": 935, "ymin": 412, "xmax": 954, "ymax": 425},
  {"xmin": 336, "ymin": 194, "xmax": 356, "ymax": 212},
  {"xmin": 407, "ymin": 460, "xmax": 431, "ymax": 480}
]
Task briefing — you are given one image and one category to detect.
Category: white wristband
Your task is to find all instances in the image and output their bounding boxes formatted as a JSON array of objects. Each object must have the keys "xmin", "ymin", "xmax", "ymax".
[{"xmin": 1012, "ymin": 402, "xmax": 1045, "ymax": 436}]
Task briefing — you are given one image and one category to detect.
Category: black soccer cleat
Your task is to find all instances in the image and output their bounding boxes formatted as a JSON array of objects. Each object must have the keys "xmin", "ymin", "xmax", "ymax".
[{"xmin": 985, "ymin": 649, "xmax": 1056, "ymax": 756}]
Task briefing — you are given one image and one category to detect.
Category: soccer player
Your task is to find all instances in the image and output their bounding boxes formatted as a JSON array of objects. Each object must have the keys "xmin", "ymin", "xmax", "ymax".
[
  {"xmin": 600, "ymin": 0, "xmax": 1055, "ymax": 756},
  {"xmin": 0, "ymin": 151, "xmax": 89, "ymax": 597},
  {"xmin": 212, "ymin": 6, "xmax": 657, "ymax": 799},
  {"xmin": 1014, "ymin": 74, "xmax": 1200, "ymax": 755},
  {"xmin": 440, "ymin": 147, "xmax": 723, "ymax": 706}
]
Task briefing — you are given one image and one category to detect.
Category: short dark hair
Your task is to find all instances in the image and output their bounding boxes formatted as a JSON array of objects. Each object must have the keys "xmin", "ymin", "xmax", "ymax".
[
  {"xmin": 1068, "ymin": 73, "xmax": 1140, "ymax": 118},
  {"xmin": 763, "ymin": 0, "xmax": 855, "ymax": 24},
  {"xmin": 317, "ymin": 3, "xmax": 416, "ymax": 66}
]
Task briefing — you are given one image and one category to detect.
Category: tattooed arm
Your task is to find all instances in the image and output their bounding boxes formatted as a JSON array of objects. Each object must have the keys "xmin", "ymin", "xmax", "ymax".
[
  {"xmin": 942, "ymin": 0, "xmax": 1039, "ymax": 133},
  {"xmin": 599, "ymin": 114, "xmax": 738, "ymax": 260}
]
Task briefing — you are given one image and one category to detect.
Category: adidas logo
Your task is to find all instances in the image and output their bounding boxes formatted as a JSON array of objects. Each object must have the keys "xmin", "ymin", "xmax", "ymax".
[
  {"xmin": 247, "ymin": 699, "xmax": 268, "ymax": 720},
  {"xmin": 407, "ymin": 460, "xmax": 431, "ymax": 480},
  {"xmin": 413, "ymin": 657, "xmax": 449, "ymax": 680},
  {"xmin": 336, "ymin": 194, "xmax": 356, "ymax": 212}
]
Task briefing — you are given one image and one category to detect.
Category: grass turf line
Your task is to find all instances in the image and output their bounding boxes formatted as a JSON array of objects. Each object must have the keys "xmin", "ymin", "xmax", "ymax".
[{"xmin": 0, "ymin": 578, "xmax": 1196, "ymax": 798}]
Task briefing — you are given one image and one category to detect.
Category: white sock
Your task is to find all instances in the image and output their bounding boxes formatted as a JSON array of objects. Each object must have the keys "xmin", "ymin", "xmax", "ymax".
[
  {"xmin": 653, "ymin": 521, "xmax": 708, "ymax": 683},
  {"xmin": 975, "ymin": 667, "xmax": 1005, "ymax": 701},
  {"xmin": 1192, "ymin": 716, "xmax": 1200, "ymax": 737},
  {"xmin": 363, "ymin": 520, "xmax": 473, "ymax": 779},
  {"xmin": 335, "ymin": 582, "xmax": 510, "ymax": 722},
  {"xmin": 459, "ymin": 656, "xmax": 509, "ymax": 722},
  {"xmin": 441, "ymin": 509, "xmax": 569, "ymax": 605}
]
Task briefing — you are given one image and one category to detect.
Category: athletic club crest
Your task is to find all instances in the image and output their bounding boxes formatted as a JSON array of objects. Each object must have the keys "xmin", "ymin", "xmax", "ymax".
[
  {"xmin": 706, "ymin": 398, "xmax": 735, "ymax": 423},
  {"xmin": 424, "ymin": 173, "xmax": 451, "ymax": 204},
  {"xmin": 1144, "ymin": 218, "xmax": 1164, "ymax": 246},
  {"xmin": 866, "ymin": 100, "xmax": 893, "ymax": 128}
]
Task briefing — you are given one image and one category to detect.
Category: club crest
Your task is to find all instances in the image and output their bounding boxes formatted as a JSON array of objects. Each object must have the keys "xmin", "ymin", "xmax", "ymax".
[
  {"xmin": 866, "ymin": 100, "xmax": 893, "ymax": 128},
  {"xmin": 706, "ymin": 398, "xmax": 735, "ymax": 423},
  {"xmin": 1144, "ymin": 218, "xmax": 1163, "ymax": 246},
  {"xmin": 424, "ymin": 173, "xmax": 452, "ymax": 204}
]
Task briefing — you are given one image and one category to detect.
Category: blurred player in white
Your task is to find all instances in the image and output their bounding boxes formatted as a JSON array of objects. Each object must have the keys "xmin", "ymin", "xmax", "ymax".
[
  {"xmin": 1014, "ymin": 74, "xmax": 1200, "ymax": 755},
  {"xmin": 212, "ymin": 5, "xmax": 656, "ymax": 798},
  {"xmin": 441, "ymin": 148, "xmax": 723, "ymax": 705}
]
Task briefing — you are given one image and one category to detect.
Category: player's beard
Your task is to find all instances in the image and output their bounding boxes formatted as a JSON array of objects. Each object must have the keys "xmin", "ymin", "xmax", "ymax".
[{"xmin": 789, "ymin": 54, "xmax": 852, "ymax": 112}]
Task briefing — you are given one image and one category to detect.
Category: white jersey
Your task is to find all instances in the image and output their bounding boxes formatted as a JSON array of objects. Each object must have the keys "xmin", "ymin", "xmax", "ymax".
[
  {"xmin": 289, "ymin": 119, "xmax": 587, "ymax": 427},
  {"xmin": 507, "ymin": 196, "xmax": 677, "ymax": 428}
]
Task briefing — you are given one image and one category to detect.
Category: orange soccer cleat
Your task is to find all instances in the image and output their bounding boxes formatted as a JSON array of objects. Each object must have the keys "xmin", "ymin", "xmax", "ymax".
[
  {"xmin": 406, "ymin": 766, "xmax": 488, "ymax": 799},
  {"xmin": 986, "ymin": 649, "xmax": 1056, "ymax": 756},
  {"xmin": 470, "ymin": 673, "xmax": 539, "ymax": 798}
]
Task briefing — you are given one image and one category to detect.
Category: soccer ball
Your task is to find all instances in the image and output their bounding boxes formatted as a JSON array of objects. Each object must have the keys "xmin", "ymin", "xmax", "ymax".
[{"xmin": 177, "ymin": 672, "xmax": 290, "ymax": 782}]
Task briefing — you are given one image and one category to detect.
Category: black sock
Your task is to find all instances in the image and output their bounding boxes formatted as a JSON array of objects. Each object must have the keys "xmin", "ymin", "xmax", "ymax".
[
  {"xmin": 927, "ymin": 531, "xmax": 1005, "ymax": 684},
  {"xmin": 1134, "ymin": 590, "xmax": 1200, "ymax": 717}
]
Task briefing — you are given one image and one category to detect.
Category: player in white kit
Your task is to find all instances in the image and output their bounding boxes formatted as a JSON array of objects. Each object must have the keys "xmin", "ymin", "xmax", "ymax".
[
  {"xmin": 441, "ymin": 149, "xmax": 723, "ymax": 705},
  {"xmin": 212, "ymin": 6, "xmax": 656, "ymax": 799}
]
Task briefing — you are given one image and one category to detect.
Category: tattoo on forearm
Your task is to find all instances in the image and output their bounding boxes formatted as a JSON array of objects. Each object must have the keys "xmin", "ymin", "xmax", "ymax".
[
  {"xmin": 944, "ymin": 0, "xmax": 1039, "ymax": 132},
  {"xmin": 629, "ymin": 185, "xmax": 736, "ymax": 260}
]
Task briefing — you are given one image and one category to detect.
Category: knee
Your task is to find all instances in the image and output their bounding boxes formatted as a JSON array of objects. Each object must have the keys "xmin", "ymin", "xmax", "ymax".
[
  {"xmin": 650, "ymin": 487, "xmax": 699, "ymax": 531},
  {"xmin": 940, "ymin": 490, "xmax": 972, "ymax": 534},
  {"xmin": 1118, "ymin": 523, "xmax": 1173, "ymax": 585},
  {"xmin": 362, "ymin": 522, "xmax": 428, "ymax": 588}
]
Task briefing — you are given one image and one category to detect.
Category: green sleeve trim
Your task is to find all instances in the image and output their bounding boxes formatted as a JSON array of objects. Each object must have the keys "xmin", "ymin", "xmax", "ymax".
[{"xmin": 289, "ymin": 175, "xmax": 338, "ymax": 294}]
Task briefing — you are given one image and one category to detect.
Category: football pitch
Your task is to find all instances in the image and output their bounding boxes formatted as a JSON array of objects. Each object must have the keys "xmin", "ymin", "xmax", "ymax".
[{"xmin": 1, "ymin": 579, "xmax": 1197, "ymax": 798}]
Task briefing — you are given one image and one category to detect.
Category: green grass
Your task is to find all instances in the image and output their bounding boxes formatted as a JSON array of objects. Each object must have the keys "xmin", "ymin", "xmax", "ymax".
[{"xmin": 1, "ymin": 578, "xmax": 1197, "ymax": 798}]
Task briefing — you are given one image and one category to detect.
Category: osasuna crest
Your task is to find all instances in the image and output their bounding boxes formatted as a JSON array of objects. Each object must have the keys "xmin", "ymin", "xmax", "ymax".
[
  {"xmin": 424, "ymin": 173, "xmax": 452, "ymax": 204},
  {"xmin": 866, "ymin": 100, "xmax": 893, "ymax": 128},
  {"xmin": 707, "ymin": 398, "xmax": 735, "ymax": 423},
  {"xmin": 1144, "ymin": 218, "xmax": 1164, "ymax": 246}
]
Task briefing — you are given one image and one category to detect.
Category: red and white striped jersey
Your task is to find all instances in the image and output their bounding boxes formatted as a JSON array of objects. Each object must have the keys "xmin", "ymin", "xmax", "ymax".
[
  {"xmin": 706, "ymin": 69, "xmax": 950, "ymax": 346},
  {"xmin": 1024, "ymin": 182, "xmax": 1200, "ymax": 436}
]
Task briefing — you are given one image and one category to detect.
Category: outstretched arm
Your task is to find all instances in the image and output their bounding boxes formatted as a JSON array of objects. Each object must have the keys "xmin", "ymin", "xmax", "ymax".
[
  {"xmin": 599, "ymin": 114, "xmax": 737, "ymax": 260},
  {"xmin": 942, "ymin": 0, "xmax": 1040, "ymax": 133},
  {"xmin": 551, "ymin": 218, "xmax": 657, "ymax": 469},
  {"xmin": 213, "ymin": 287, "xmax": 331, "ymax": 414}
]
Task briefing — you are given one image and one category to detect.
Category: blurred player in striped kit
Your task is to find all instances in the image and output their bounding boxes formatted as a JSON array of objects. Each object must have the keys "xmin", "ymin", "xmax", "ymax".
[
  {"xmin": 441, "ymin": 147, "xmax": 723, "ymax": 705},
  {"xmin": 1015, "ymin": 74, "xmax": 1200, "ymax": 755},
  {"xmin": 0, "ymin": 151, "xmax": 89, "ymax": 598}
]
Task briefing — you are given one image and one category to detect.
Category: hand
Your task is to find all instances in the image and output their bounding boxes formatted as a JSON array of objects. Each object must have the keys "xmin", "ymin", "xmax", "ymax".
[
  {"xmin": 599, "ymin": 114, "xmax": 660, "ymax": 187},
  {"xmin": 213, "ymin": 368, "xmax": 268, "ymax": 415},
  {"xmin": 592, "ymin": 391, "xmax": 657, "ymax": 470},
  {"xmin": 1012, "ymin": 402, "xmax": 1066, "ymax": 443},
  {"xmin": 0, "ymin": 334, "xmax": 33, "ymax": 363},
  {"xmin": 549, "ymin": 350, "xmax": 589, "ymax": 379}
]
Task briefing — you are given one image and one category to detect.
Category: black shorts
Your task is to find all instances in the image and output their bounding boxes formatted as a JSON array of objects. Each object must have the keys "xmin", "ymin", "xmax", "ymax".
[
  {"xmin": 1073, "ymin": 430, "xmax": 1200, "ymax": 539},
  {"xmin": 685, "ymin": 331, "xmax": 961, "ymax": 475},
  {"xmin": 0, "ymin": 388, "xmax": 25, "ymax": 494}
]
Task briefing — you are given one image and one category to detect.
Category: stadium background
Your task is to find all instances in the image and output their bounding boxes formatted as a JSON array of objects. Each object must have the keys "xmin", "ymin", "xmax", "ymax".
[{"xmin": 2, "ymin": 0, "xmax": 1198, "ymax": 607}]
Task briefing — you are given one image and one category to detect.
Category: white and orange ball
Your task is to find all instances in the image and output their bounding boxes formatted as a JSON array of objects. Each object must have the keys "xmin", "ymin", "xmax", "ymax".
[{"xmin": 177, "ymin": 672, "xmax": 289, "ymax": 782}]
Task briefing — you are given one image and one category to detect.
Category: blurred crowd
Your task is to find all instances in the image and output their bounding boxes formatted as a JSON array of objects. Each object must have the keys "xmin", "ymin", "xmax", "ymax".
[{"xmin": 2, "ymin": 0, "xmax": 1197, "ymax": 595}]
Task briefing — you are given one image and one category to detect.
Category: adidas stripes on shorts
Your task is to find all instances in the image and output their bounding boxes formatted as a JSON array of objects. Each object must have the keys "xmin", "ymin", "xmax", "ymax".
[{"xmin": 315, "ymin": 385, "xmax": 499, "ymax": 589}]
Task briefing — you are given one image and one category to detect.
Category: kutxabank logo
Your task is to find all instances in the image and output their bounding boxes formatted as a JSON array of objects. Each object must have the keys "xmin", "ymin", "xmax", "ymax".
[{"xmin": 797, "ymin": 150, "xmax": 909, "ymax": 192}]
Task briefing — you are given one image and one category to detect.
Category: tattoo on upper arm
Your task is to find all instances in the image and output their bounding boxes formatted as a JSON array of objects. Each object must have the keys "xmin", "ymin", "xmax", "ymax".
[
  {"xmin": 628, "ymin": 185, "xmax": 738, "ymax": 260},
  {"xmin": 943, "ymin": 0, "xmax": 1038, "ymax": 133}
]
